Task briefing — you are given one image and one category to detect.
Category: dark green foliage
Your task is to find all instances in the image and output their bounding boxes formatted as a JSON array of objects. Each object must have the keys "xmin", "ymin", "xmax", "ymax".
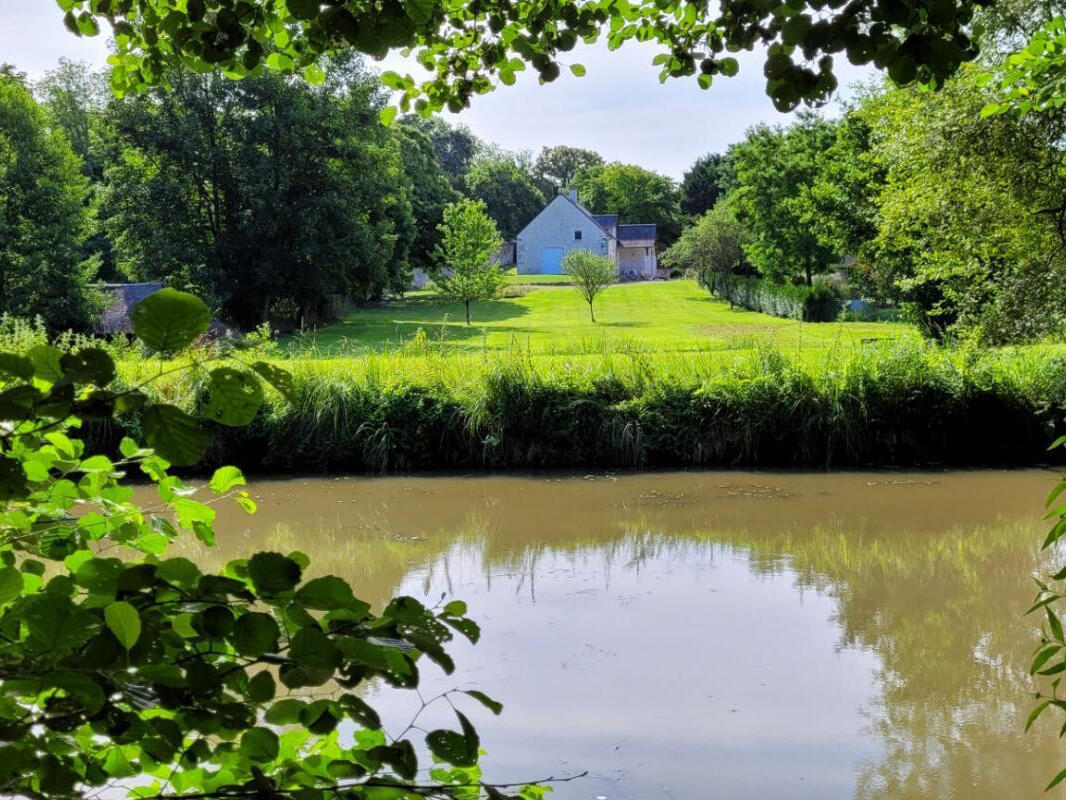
[
  {"xmin": 680, "ymin": 153, "xmax": 730, "ymax": 217},
  {"xmin": 533, "ymin": 146, "xmax": 604, "ymax": 196},
  {"xmin": 0, "ymin": 73, "xmax": 100, "ymax": 331},
  {"xmin": 711, "ymin": 275, "xmax": 841, "ymax": 322},
  {"xmin": 102, "ymin": 59, "xmax": 415, "ymax": 328},
  {"xmin": 573, "ymin": 163, "xmax": 682, "ymax": 244},
  {"xmin": 464, "ymin": 155, "xmax": 545, "ymax": 240},
  {"xmin": 55, "ymin": 0, "xmax": 983, "ymax": 114},
  {"xmin": 0, "ymin": 289, "xmax": 518, "ymax": 800}
]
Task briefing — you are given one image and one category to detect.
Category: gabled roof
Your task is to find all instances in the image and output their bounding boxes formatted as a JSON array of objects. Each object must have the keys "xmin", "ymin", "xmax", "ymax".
[
  {"xmin": 617, "ymin": 224, "xmax": 657, "ymax": 244},
  {"xmin": 519, "ymin": 193, "xmax": 658, "ymax": 245},
  {"xmin": 591, "ymin": 214, "xmax": 618, "ymax": 238},
  {"xmin": 95, "ymin": 282, "xmax": 163, "ymax": 334}
]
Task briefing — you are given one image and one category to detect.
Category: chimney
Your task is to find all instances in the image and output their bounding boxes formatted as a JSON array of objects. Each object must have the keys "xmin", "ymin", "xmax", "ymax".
[{"xmin": 568, "ymin": 188, "xmax": 578, "ymax": 203}]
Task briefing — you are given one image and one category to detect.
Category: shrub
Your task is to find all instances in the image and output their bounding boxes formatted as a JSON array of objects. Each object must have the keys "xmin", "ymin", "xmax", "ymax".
[{"xmin": 712, "ymin": 275, "xmax": 842, "ymax": 322}]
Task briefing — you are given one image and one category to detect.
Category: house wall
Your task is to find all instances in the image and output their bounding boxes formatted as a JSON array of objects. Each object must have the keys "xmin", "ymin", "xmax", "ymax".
[
  {"xmin": 516, "ymin": 196, "xmax": 610, "ymax": 274},
  {"xmin": 617, "ymin": 244, "xmax": 657, "ymax": 280}
]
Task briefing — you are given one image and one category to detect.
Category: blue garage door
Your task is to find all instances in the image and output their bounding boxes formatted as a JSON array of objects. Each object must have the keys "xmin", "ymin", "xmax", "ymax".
[{"xmin": 540, "ymin": 247, "xmax": 564, "ymax": 274}]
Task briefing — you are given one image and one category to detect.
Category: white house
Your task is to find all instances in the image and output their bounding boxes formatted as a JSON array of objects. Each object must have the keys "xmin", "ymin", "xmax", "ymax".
[{"xmin": 516, "ymin": 190, "xmax": 658, "ymax": 279}]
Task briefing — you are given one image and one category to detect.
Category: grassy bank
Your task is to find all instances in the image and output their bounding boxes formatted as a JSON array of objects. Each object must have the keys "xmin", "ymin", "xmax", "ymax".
[
  {"xmin": 287, "ymin": 280, "xmax": 912, "ymax": 356},
  {"xmin": 109, "ymin": 341, "xmax": 1066, "ymax": 473}
]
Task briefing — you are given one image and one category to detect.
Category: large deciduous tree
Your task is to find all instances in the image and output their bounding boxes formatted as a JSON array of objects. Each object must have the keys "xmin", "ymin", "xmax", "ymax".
[
  {"xmin": 464, "ymin": 154, "xmax": 545, "ymax": 240},
  {"xmin": 393, "ymin": 123, "xmax": 461, "ymax": 271},
  {"xmin": 102, "ymin": 58, "xmax": 415, "ymax": 329},
  {"xmin": 399, "ymin": 115, "xmax": 480, "ymax": 189},
  {"xmin": 680, "ymin": 153, "xmax": 731, "ymax": 217},
  {"xmin": 574, "ymin": 163, "xmax": 682, "ymax": 244},
  {"xmin": 848, "ymin": 68, "xmax": 1066, "ymax": 342},
  {"xmin": 533, "ymin": 146, "xmax": 604, "ymax": 196},
  {"xmin": 727, "ymin": 113, "xmax": 840, "ymax": 286},
  {"xmin": 0, "ymin": 73, "xmax": 99, "ymax": 331},
  {"xmin": 662, "ymin": 203, "xmax": 751, "ymax": 294}
]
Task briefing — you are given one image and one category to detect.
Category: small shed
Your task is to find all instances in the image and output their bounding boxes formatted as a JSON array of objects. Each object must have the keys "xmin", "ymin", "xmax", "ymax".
[{"xmin": 95, "ymin": 282, "xmax": 163, "ymax": 334}]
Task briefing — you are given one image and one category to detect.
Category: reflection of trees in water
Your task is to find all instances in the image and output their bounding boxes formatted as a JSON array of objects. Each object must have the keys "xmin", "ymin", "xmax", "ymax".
[{"xmin": 192, "ymin": 497, "xmax": 1060, "ymax": 799}]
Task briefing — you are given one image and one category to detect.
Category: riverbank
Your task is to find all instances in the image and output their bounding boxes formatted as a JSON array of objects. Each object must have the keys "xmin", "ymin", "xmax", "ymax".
[{"xmin": 107, "ymin": 340, "xmax": 1066, "ymax": 473}]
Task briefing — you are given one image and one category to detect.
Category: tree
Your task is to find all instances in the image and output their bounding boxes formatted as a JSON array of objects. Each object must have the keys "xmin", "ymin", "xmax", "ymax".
[
  {"xmin": 54, "ymin": 0, "xmax": 982, "ymax": 114},
  {"xmin": 533, "ymin": 146, "xmax": 603, "ymax": 196},
  {"xmin": 0, "ymin": 72, "xmax": 99, "ymax": 330},
  {"xmin": 726, "ymin": 113, "xmax": 840, "ymax": 286},
  {"xmin": 562, "ymin": 250, "xmax": 615, "ymax": 322},
  {"xmin": 574, "ymin": 163, "xmax": 682, "ymax": 244},
  {"xmin": 662, "ymin": 203, "xmax": 751, "ymax": 298},
  {"xmin": 433, "ymin": 199, "xmax": 504, "ymax": 324},
  {"xmin": 34, "ymin": 59, "xmax": 108, "ymax": 181},
  {"xmin": 847, "ymin": 67, "xmax": 1066, "ymax": 342},
  {"xmin": 680, "ymin": 153, "xmax": 730, "ymax": 217},
  {"xmin": 102, "ymin": 58, "xmax": 415, "ymax": 329},
  {"xmin": 393, "ymin": 124, "xmax": 461, "ymax": 270},
  {"xmin": 464, "ymin": 155, "xmax": 545, "ymax": 239},
  {"xmin": 399, "ymin": 116, "xmax": 480, "ymax": 189}
]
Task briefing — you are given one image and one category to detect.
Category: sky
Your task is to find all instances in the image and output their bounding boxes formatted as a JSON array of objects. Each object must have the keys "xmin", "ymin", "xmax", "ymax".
[{"xmin": 5, "ymin": 3, "xmax": 874, "ymax": 178}]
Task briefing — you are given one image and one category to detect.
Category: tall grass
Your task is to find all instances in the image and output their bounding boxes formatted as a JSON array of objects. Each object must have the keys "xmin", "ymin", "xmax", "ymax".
[{"xmin": 106, "ymin": 339, "xmax": 1066, "ymax": 473}]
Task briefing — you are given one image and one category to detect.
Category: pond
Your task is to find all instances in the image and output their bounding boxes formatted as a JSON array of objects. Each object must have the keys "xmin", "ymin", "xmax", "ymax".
[{"xmin": 184, "ymin": 470, "xmax": 1065, "ymax": 800}]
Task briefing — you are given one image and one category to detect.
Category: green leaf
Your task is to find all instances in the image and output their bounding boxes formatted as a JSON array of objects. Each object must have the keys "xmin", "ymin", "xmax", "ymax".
[
  {"xmin": 247, "ymin": 671, "xmax": 276, "ymax": 703},
  {"xmin": 232, "ymin": 612, "xmax": 280, "ymax": 656},
  {"xmin": 0, "ymin": 353, "xmax": 34, "ymax": 381},
  {"xmin": 1027, "ymin": 700, "xmax": 1051, "ymax": 732},
  {"xmin": 248, "ymin": 552, "xmax": 302, "ymax": 595},
  {"xmin": 569, "ymin": 63, "xmax": 586, "ymax": 77},
  {"xmin": 239, "ymin": 727, "xmax": 279, "ymax": 763},
  {"xmin": 142, "ymin": 404, "xmax": 209, "ymax": 466},
  {"xmin": 132, "ymin": 288, "xmax": 210, "ymax": 352},
  {"xmin": 204, "ymin": 368, "xmax": 264, "ymax": 426},
  {"xmin": 425, "ymin": 729, "xmax": 477, "ymax": 768},
  {"xmin": 209, "ymin": 465, "xmax": 246, "ymax": 494},
  {"xmin": 59, "ymin": 348, "xmax": 116, "ymax": 387},
  {"xmin": 403, "ymin": 0, "xmax": 434, "ymax": 24},
  {"xmin": 290, "ymin": 627, "xmax": 343, "ymax": 670},
  {"xmin": 286, "ymin": 0, "xmax": 320, "ymax": 20},
  {"xmin": 104, "ymin": 601, "xmax": 141, "ymax": 650},
  {"xmin": 27, "ymin": 345, "xmax": 64, "ymax": 384},
  {"xmin": 379, "ymin": 106, "xmax": 399, "ymax": 126},
  {"xmin": 296, "ymin": 576, "xmax": 357, "ymax": 610},
  {"xmin": 251, "ymin": 361, "xmax": 297, "ymax": 403},
  {"xmin": 1049, "ymin": 766, "xmax": 1066, "ymax": 790},
  {"xmin": 463, "ymin": 689, "xmax": 503, "ymax": 715},
  {"xmin": 265, "ymin": 698, "xmax": 306, "ymax": 724},
  {"xmin": 1049, "ymin": 606, "xmax": 1064, "ymax": 641},
  {"xmin": 0, "ymin": 567, "xmax": 24, "ymax": 605}
]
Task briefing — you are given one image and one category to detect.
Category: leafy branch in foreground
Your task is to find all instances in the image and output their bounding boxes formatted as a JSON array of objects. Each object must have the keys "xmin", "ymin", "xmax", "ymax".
[
  {"xmin": 1023, "ymin": 436, "xmax": 1066, "ymax": 790},
  {"xmin": 56, "ymin": 0, "xmax": 984, "ymax": 114},
  {"xmin": 0, "ymin": 289, "xmax": 546, "ymax": 800}
]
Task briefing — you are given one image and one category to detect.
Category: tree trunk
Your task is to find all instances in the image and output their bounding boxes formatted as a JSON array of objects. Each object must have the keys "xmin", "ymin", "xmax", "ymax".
[
  {"xmin": 465, "ymin": 300, "xmax": 471, "ymax": 325},
  {"xmin": 589, "ymin": 301, "xmax": 596, "ymax": 323},
  {"xmin": 804, "ymin": 264, "xmax": 813, "ymax": 286}
]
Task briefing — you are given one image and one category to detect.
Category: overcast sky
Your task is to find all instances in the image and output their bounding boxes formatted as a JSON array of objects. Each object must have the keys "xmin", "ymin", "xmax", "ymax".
[{"xmin": 5, "ymin": 3, "xmax": 874, "ymax": 178}]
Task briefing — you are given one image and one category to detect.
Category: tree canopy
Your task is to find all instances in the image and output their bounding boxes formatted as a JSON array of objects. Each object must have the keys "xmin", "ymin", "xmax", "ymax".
[
  {"xmin": 573, "ymin": 163, "xmax": 682, "ymax": 244},
  {"xmin": 0, "ymin": 72, "xmax": 99, "ymax": 330},
  {"xmin": 464, "ymin": 154, "xmax": 545, "ymax": 240},
  {"xmin": 680, "ymin": 153, "xmax": 730, "ymax": 217},
  {"xmin": 56, "ymin": 0, "xmax": 986, "ymax": 114},
  {"xmin": 102, "ymin": 58, "xmax": 415, "ymax": 328},
  {"xmin": 533, "ymin": 146, "xmax": 604, "ymax": 196}
]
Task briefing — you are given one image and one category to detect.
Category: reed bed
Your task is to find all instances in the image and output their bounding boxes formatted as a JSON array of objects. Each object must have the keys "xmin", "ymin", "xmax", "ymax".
[{"xmin": 106, "ymin": 339, "xmax": 1066, "ymax": 473}]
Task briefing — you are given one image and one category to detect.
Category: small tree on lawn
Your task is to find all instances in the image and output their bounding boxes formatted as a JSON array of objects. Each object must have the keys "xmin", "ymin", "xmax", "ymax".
[
  {"xmin": 563, "ymin": 250, "xmax": 616, "ymax": 322},
  {"xmin": 433, "ymin": 198, "xmax": 504, "ymax": 324}
]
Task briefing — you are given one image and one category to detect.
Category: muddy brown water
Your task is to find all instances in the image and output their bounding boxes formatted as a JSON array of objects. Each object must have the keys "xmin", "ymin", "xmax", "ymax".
[{"xmin": 177, "ymin": 470, "xmax": 1066, "ymax": 800}]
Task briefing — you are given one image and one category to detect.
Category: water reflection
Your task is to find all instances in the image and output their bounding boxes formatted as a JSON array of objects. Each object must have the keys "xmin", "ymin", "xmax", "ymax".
[{"xmin": 175, "ymin": 471, "xmax": 1063, "ymax": 799}]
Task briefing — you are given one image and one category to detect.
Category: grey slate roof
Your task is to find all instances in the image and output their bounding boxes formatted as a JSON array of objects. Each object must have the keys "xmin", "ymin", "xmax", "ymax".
[
  {"xmin": 95, "ymin": 282, "xmax": 163, "ymax": 334},
  {"xmin": 617, "ymin": 224, "xmax": 657, "ymax": 244},
  {"xmin": 591, "ymin": 214, "xmax": 619, "ymax": 237}
]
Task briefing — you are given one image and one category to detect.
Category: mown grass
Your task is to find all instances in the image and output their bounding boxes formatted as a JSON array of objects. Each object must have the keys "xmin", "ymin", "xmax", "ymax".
[
  {"xmin": 110, "ymin": 339, "xmax": 1066, "ymax": 473},
  {"xmin": 286, "ymin": 280, "xmax": 913, "ymax": 357}
]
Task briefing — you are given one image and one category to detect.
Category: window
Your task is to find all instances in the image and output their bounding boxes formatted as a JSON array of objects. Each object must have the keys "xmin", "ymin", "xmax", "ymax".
[{"xmin": 574, "ymin": 230, "xmax": 582, "ymax": 241}]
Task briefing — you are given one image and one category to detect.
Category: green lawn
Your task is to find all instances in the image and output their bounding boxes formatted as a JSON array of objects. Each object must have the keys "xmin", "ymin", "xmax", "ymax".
[{"xmin": 287, "ymin": 280, "xmax": 913, "ymax": 357}]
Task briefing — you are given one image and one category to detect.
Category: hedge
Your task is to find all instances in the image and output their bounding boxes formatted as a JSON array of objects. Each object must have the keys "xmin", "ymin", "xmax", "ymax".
[{"xmin": 713, "ymin": 275, "xmax": 842, "ymax": 322}]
